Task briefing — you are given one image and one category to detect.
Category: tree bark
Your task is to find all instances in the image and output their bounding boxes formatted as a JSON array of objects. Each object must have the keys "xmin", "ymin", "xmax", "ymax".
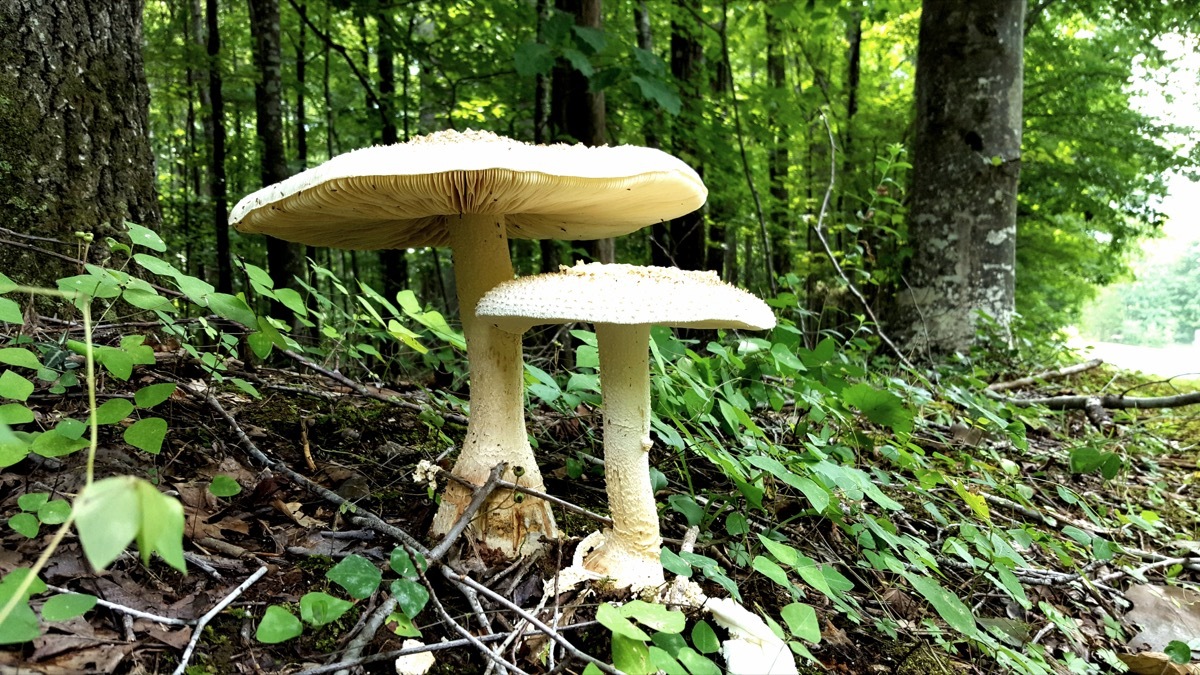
[
  {"xmin": 0, "ymin": 0, "xmax": 160, "ymax": 287},
  {"xmin": 667, "ymin": 0, "xmax": 706, "ymax": 271},
  {"xmin": 765, "ymin": 1, "xmax": 790, "ymax": 278},
  {"xmin": 207, "ymin": 0, "xmax": 232, "ymax": 293},
  {"xmin": 249, "ymin": 0, "xmax": 304, "ymax": 296},
  {"xmin": 376, "ymin": 6, "xmax": 408, "ymax": 300},
  {"xmin": 551, "ymin": 0, "xmax": 613, "ymax": 264},
  {"xmin": 897, "ymin": 0, "xmax": 1024, "ymax": 356}
]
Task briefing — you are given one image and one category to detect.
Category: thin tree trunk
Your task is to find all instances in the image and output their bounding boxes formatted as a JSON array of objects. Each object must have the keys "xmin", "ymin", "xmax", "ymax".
[
  {"xmin": 0, "ymin": 0, "xmax": 161, "ymax": 287},
  {"xmin": 551, "ymin": 0, "xmax": 612, "ymax": 264},
  {"xmin": 208, "ymin": 0, "xmax": 232, "ymax": 293},
  {"xmin": 250, "ymin": 0, "xmax": 304, "ymax": 298},
  {"xmin": 896, "ymin": 0, "xmax": 1025, "ymax": 356},
  {"xmin": 376, "ymin": 6, "xmax": 408, "ymax": 299},
  {"xmin": 766, "ymin": 1, "xmax": 790, "ymax": 278},
  {"xmin": 667, "ymin": 0, "xmax": 706, "ymax": 271}
]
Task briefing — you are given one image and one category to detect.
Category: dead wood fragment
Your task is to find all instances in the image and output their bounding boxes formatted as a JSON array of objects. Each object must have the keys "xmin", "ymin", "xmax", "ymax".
[
  {"xmin": 990, "ymin": 389, "xmax": 1200, "ymax": 410},
  {"xmin": 987, "ymin": 359, "xmax": 1104, "ymax": 392}
]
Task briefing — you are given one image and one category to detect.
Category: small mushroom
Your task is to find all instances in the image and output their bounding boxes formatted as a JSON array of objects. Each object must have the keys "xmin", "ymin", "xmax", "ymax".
[
  {"xmin": 230, "ymin": 130, "xmax": 707, "ymax": 558},
  {"xmin": 477, "ymin": 262, "xmax": 776, "ymax": 588}
]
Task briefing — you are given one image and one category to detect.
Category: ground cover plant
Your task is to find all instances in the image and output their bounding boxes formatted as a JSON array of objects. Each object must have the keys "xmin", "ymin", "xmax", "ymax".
[{"xmin": 0, "ymin": 223, "xmax": 1196, "ymax": 673}]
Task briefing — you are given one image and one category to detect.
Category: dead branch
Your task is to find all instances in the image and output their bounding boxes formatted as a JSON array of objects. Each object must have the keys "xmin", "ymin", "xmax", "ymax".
[
  {"xmin": 282, "ymin": 348, "xmax": 469, "ymax": 425},
  {"xmin": 987, "ymin": 359, "xmax": 1104, "ymax": 392},
  {"xmin": 171, "ymin": 566, "xmax": 268, "ymax": 675},
  {"xmin": 992, "ymin": 390, "xmax": 1200, "ymax": 410}
]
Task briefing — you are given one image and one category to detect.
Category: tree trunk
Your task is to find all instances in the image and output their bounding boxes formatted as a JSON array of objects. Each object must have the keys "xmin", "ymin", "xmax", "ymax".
[
  {"xmin": 207, "ymin": 0, "xmax": 232, "ymax": 293},
  {"xmin": 376, "ymin": 6, "xmax": 408, "ymax": 300},
  {"xmin": 551, "ymin": 0, "xmax": 613, "ymax": 264},
  {"xmin": 765, "ymin": 1, "xmax": 790, "ymax": 278},
  {"xmin": 667, "ymin": 0, "xmax": 706, "ymax": 271},
  {"xmin": 897, "ymin": 0, "xmax": 1024, "ymax": 356},
  {"xmin": 249, "ymin": 0, "xmax": 304, "ymax": 296},
  {"xmin": 0, "ymin": 0, "xmax": 160, "ymax": 287}
]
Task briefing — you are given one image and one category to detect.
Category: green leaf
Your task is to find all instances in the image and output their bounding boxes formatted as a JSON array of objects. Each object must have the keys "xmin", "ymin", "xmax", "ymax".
[
  {"xmin": 0, "ymin": 297, "xmax": 22, "ymax": 324},
  {"xmin": 74, "ymin": 476, "xmax": 141, "ymax": 570},
  {"xmin": 648, "ymin": 646, "xmax": 688, "ymax": 675},
  {"xmin": 30, "ymin": 429, "xmax": 89, "ymax": 458},
  {"xmin": 1165, "ymin": 640, "xmax": 1192, "ymax": 664},
  {"xmin": 611, "ymin": 633, "xmax": 653, "ymax": 675},
  {"xmin": 133, "ymin": 482, "xmax": 186, "ymax": 571},
  {"xmin": 208, "ymin": 475, "xmax": 242, "ymax": 498},
  {"xmin": 8, "ymin": 513, "xmax": 38, "ymax": 538},
  {"xmin": 753, "ymin": 555, "xmax": 792, "ymax": 589},
  {"xmin": 55, "ymin": 418, "xmax": 86, "ymax": 440},
  {"xmin": 122, "ymin": 287, "xmax": 173, "ymax": 312},
  {"xmin": 619, "ymin": 600, "xmax": 685, "ymax": 634},
  {"xmin": 514, "ymin": 42, "xmax": 554, "ymax": 77},
  {"xmin": 572, "ymin": 25, "xmax": 607, "ymax": 52},
  {"xmin": 134, "ymin": 383, "xmax": 176, "ymax": 408},
  {"xmin": 562, "ymin": 48, "xmax": 594, "ymax": 77},
  {"xmin": 328, "ymin": 555, "xmax": 383, "ymax": 600},
  {"xmin": 666, "ymin": 494, "xmax": 703, "ymax": 527},
  {"xmin": 842, "ymin": 383, "xmax": 913, "ymax": 436},
  {"xmin": 387, "ymin": 610, "xmax": 422, "ymax": 637},
  {"xmin": 41, "ymin": 593, "xmax": 97, "ymax": 621},
  {"xmin": 274, "ymin": 287, "xmax": 308, "ymax": 316},
  {"xmin": 92, "ymin": 398, "xmax": 134, "ymax": 425},
  {"xmin": 676, "ymin": 647, "xmax": 722, "ymax": 675},
  {"xmin": 390, "ymin": 578, "xmax": 431, "ymax": 619},
  {"xmin": 0, "ymin": 370, "xmax": 34, "ymax": 401},
  {"xmin": 905, "ymin": 574, "xmax": 979, "ymax": 638},
  {"xmin": 230, "ymin": 378, "xmax": 261, "ymax": 399},
  {"xmin": 0, "ymin": 349, "xmax": 41, "ymax": 370},
  {"xmin": 0, "ymin": 598, "xmax": 38, "ymax": 644},
  {"xmin": 17, "ymin": 492, "xmax": 47, "ymax": 512},
  {"xmin": 126, "ymin": 222, "xmax": 166, "ymax": 251},
  {"xmin": 37, "ymin": 500, "xmax": 70, "ymax": 525},
  {"xmin": 596, "ymin": 603, "xmax": 651, "ymax": 641},
  {"xmin": 96, "ymin": 347, "xmax": 134, "ymax": 380},
  {"xmin": 0, "ymin": 403, "xmax": 33, "ymax": 425},
  {"xmin": 390, "ymin": 547, "xmax": 425, "ymax": 579},
  {"xmin": 691, "ymin": 620, "xmax": 720, "ymax": 654},
  {"xmin": 299, "ymin": 592, "xmax": 353, "ymax": 627},
  {"xmin": 660, "ymin": 548, "xmax": 692, "ymax": 577},
  {"xmin": 256, "ymin": 605, "xmax": 303, "ymax": 643},
  {"xmin": 124, "ymin": 417, "xmax": 167, "ymax": 454},
  {"xmin": 780, "ymin": 603, "xmax": 820, "ymax": 642},
  {"xmin": 133, "ymin": 253, "xmax": 182, "ymax": 279},
  {"xmin": 208, "ymin": 293, "xmax": 257, "ymax": 326},
  {"xmin": 630, "ymin": 74, "xmax": 681, "ymax": 115}
]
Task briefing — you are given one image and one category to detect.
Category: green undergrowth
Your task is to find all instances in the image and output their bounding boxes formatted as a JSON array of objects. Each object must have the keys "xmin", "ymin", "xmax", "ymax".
[{"xmin": 0, "ymin": 221, "xmax": 1196, "ymax": 673}]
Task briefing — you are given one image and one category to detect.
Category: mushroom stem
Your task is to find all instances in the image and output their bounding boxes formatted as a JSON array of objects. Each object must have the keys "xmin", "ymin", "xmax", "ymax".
[
  {"xmin": 584, "ymin": 322, "xmax": 665, "ymax": 588},
  {"xmin": 431, "ymin": 213, "xmax": 557, "ymax": 556}
]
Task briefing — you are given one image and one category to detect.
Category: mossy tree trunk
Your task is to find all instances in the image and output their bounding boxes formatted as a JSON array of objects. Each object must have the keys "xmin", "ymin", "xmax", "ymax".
[
  {"xmin": 896, "ymin": 0, "xmax": 1025, "ymax": 356},
  {"xmin": 0, "ymin": 0, "xmax": 160, "ymax": 287}
]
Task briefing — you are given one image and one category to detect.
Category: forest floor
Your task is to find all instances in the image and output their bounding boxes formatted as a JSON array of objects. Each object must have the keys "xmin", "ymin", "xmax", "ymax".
[{"xmin": 1, "ymin": 340, "xmax": 1199, "ymax": 674}]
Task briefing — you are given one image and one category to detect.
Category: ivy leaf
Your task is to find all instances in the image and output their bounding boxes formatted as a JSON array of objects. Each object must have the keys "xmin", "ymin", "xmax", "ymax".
[
  {"xmin": 256, "ymin": 605, "xmax": 303, "ymax": 643},
  {"xmin": 124, "ymin": 417, "xmax": 167, "ymax": 454},
  {"xmin": 299, "ymin": 592, "xmax": 353, "ymax": 627},
  {"xmin": 390, "ymin": 578, "xmax": 430, "ymax": 619},
  {"xmin": 328, "ymin": 555, "xmax": 382, "ymax": 600}
]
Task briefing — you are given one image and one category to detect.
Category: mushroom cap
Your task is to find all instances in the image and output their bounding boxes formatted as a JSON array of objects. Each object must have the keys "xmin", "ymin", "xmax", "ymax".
[
  {"xmin": 476, "ymin": 262, "xmax": 777, "ymax": 333},
  {"xmin": 229, "ymin": 129, "xmax": 707, "ymax": 250}
]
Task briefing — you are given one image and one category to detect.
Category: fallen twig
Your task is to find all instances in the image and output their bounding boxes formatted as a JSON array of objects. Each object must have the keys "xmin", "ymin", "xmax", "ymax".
[
  {"xmin": 171, "ymin": 566, "xmax": 268, "ymax": 675},
  {"xmin": 282, "ymin": 348, "xmax": 469, "ymax": 425},
  {"xmin": 987, "ymin": 359, "xmax": 1104, "ymax": 392},
  {"xmin": 991, "ymin": 390, "xmax": 1200, "ymax": 410},
  {"xmin": 429, "ymin": 462, "xmax": 509, "ymax": 562}
]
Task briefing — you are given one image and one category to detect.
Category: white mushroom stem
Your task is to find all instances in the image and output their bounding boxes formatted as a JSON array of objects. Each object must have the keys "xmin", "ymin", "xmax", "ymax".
[
  {"xmin": 430, "ymin": 213, "xmax": 557, "ymax": 556},
  {"xmin": 582, "ymin": 322, "xmax": 665, "ymax": 589}
]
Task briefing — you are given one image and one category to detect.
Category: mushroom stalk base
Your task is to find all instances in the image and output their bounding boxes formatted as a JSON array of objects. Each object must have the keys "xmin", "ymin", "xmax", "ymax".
[
  {"xmin": 583, "ymin": 323, "xmax": 665, "ymax": 589},
  {"xmin": 430, "ymin": 214, "xmax": 557, "ymax": 557}
]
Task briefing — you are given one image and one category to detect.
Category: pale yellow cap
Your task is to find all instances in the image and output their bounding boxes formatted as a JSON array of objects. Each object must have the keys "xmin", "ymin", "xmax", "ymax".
[
  {"xmin": 476, "ymin": 262, "xmax": 777, "ymax": 333},
  {"xmin": 230, "ymin": 129, "xmax": 707, "ymax": 249}
]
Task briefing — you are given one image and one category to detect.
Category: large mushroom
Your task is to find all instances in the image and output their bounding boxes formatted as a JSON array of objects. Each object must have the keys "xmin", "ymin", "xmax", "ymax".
[
  {"xmin": 229, "ymin": 130, "xmax": 706, "ymax": 557},
  {"xmin": 476, "ymin": 262, "xmax": 776, "ymax": 588}
]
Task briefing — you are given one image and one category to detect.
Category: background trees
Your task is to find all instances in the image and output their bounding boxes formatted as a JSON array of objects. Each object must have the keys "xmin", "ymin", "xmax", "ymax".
[{"xmin": 4, "ymin": 0, "xmax": 1196, "ymax": 351}]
